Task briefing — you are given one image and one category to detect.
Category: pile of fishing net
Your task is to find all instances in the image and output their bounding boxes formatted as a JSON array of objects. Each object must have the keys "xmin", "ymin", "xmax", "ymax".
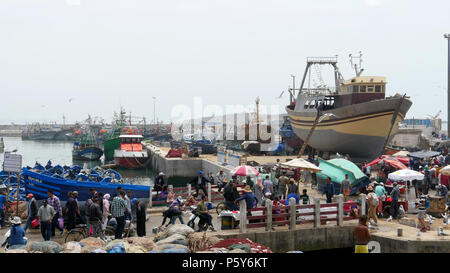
[
  {"xmin": 149, "ymin": 244, "xmax": 190, "ymax": 253},
  {"xmin": 207, "ymin": 238, "xmax": 272, "ymax": 253},
  {"xmin": 150, "ymin": 224, "xmax": 194, "ymax": 253},
  {"xmin": 59, "ymin": 236, "xmax": 157, "ymax": 253},
  {"xmin": 125, "ymin": 236, "xmax": 156, "ymax": 251},
  {"xmin": 25, "ymin": 241, "xmax": 62, "ymax": 253},
  {"xmin": 187, "ymin": 232, "xmax": 221, "ymax": 253}
]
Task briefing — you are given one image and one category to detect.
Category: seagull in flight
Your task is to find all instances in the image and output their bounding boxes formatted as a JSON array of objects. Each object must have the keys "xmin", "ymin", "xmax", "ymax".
[{"xmin": 276, "ymin": 91, "xmax": 284, "ymax": 99}]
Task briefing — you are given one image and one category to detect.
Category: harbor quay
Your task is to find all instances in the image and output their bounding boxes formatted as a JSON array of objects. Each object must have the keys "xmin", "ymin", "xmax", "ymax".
[{"xmin": 145, "ymin": 141, "xmax": 299, "ymax": 185}]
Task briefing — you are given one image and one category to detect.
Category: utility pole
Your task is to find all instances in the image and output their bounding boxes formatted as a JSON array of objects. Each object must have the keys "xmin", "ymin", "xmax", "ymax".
[{"xmin": 445, "ymin": 34, "xmax": 450, "ymax": 138}]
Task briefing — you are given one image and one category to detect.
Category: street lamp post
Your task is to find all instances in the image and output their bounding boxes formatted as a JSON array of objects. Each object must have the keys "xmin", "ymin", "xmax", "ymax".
[
  {"xmin": 445, "ymin": 34, "xmax": 450, "ymax": 138},
  {"xmin": 152, "ymin": 97, "xmax": 156, "ymax": 127}
]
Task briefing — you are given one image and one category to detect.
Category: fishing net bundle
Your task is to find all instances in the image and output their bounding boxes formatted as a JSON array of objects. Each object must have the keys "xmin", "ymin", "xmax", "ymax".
[
  {"xmin": 80, "ymin": 237, "xmax": 106, "ymax": 248},
  {"xmin": 153, "ymin": 224, "xmax": 194, "ymax": 243},
  {"xmin": 155, "ymin": 233, "xmax": 187, "ymax": 246},
  {"xmin": 125, "ymin": 236, "xmax": 156, "ymax": 251},
  {"xmin": 209, "ymin": 238, "xmax": 272, "ymax": 253},
  {"xmin": 187, "ymin": 232, "xmax": 221, "ymax": 253},
  {"xmin": 149, "ymin": 243, "xmax": 190, "ymax": 253},
  {"xmin": 62, "ymin": 242, "xmax": 82, "ymax": 253},
  {"xmin": 25, "ymin": 241, "xmax": 62, "ymax": 253},
  {"xmin": 166, "ymin": 224, "xmax": 195, "ymax": 237}
]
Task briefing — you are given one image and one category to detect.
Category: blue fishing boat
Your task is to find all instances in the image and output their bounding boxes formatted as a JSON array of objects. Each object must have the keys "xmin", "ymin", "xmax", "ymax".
[
  {"xmin": 72, "ymin": 128, "xmax": 103, "ymax": 161},
  {"xmin": 22, "ymin": 166, "xmax": 150, "ymax": 203}
]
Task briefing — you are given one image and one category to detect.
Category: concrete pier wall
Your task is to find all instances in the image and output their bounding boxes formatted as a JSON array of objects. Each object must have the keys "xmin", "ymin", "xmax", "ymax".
[
  {"xmin": 146, "ymin": 143, "xmax": 233, "ymax": 185},
  {"xmin": 148, "ymin": 147, "xmax": 202, "ymax": 178},
  {"xmin": 371, "ymin": 234, "xmax": 450, "ymax": 253},
  {"xmin": 217, "ymin": 226, "xmax": 355, "ymax": 252},
  {"xmin": 216, "ymin": 227, "xmax": 450, "ymax": 253},
  {"xmin": 201, "ymin": 159, "xmax": 232, "ymax": 177}
]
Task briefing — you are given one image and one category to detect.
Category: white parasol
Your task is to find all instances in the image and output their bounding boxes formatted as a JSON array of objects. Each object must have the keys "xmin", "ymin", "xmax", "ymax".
[
  {"xmin": 388, "ymin": 169, "xmax": 424, "ymax": 181},
  {"xmin": 280, "ymin": 158, "xmax": 321, "ymax": 173}
]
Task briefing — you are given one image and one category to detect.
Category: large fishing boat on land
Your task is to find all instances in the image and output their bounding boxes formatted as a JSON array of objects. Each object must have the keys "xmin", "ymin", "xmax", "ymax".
[{"xmin": 286, "ymin": 54, "xmax": 412, "ymax": 160}]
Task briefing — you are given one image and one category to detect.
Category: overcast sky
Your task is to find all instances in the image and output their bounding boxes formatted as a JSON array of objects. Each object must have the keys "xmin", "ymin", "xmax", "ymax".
[{"xmin": 0, "ymin": 0, "xmax": 449, "ymax": 126}]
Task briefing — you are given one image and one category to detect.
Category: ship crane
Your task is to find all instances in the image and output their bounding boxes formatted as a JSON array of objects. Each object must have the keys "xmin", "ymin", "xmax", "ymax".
[
  {"xmin": 427, "ymin": 110, "xmax": 441, "ymax": 120},
  {"xmin": 294, "ymin": 55, "xmax": 344, "ymax": 104}
]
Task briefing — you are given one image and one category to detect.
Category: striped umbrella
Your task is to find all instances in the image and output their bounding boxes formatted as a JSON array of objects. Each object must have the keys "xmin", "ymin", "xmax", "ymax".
[{"xmin": 230, "ymin": 165, "xmax": 259, "ymax": 177}]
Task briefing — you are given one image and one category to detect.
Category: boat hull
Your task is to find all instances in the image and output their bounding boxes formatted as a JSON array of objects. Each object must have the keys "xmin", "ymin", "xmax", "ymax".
[
  {"xmin": 114, "ymin": 150, "xmax": 150, "ymax": 169},
  {"xmin": 103, "ymin": 137, "xmax": 120, "ymax": 162},
  {"xmin": 22, "ymin": 169, "xmax": 150, "ymax": 202},
  {"xmin": 72, "ymin": 147, "xmax": 103, "ymax": 161},
  {"xmin": 287, "ymin": 96, "xmax": 412, "ymax": 160}
]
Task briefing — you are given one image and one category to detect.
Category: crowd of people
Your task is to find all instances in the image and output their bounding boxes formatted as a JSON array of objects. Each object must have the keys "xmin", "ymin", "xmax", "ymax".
[
  {"xmin": 1, "ymin": 152, "xmax": 447, "ymax": 251},
  {"xmin": 153, "ymin": 164, "xmax": 316, "ymax": 233},
  {"xmin": 0, "ymin": 186, "xmax": 149, "ymax": 249}
]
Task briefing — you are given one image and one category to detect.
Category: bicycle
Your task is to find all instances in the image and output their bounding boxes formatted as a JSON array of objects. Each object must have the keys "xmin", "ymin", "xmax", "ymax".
[{"xmin": 64, "ymin": 224, "xmax": 88, "ymax": 243}]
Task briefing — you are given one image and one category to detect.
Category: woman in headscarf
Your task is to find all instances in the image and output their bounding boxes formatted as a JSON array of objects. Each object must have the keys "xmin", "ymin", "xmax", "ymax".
[
  {"xmin": 254, "ymin": 177, "xmax": 264, "ymax": 207},
  {"xmin": 102, "ymin": 194, "xmax": 110, "ymax": 230},
  {"xmin": 133, "ymin": 198, "xmax": 147, "ymax": 237}
]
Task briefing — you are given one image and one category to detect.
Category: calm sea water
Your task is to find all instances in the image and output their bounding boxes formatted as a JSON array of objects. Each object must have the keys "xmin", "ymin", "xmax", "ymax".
[{"xmin": 0, "ymin": 137, "xmax": 155, "ymax": 186}]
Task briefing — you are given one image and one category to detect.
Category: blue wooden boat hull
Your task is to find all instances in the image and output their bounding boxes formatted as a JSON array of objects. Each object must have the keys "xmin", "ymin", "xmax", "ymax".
[
  {"xmin": 22, "ymin": 169, "xmax": 150, "ymax": 202},
  {"xmin": 72, "ymin": 147, "xmax": 103, "ymax": 161}
]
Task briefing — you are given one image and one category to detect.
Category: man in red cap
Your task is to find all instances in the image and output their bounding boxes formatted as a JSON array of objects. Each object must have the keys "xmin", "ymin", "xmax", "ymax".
[{"xmin": 24, "ymin": 193, "xmax": 38, "ymax": 233}]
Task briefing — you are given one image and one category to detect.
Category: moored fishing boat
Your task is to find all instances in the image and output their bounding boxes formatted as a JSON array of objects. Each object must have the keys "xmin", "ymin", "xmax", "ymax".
[
  {"xmin": 72, "ymin": 128, "xmax": 103, "ymax": 161},
  {"xmin": 114, "ymin": 133, "xmax": 150, "ymax": 169},
  {"xmin": 22, "ymin": 164, "xmax": 150, "ymax": 202}
]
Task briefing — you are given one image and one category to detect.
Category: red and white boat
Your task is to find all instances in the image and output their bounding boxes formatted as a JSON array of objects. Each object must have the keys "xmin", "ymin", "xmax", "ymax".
[{"xmin": 113, "ymin": 133, "xmax": 150, "ymax": 169}]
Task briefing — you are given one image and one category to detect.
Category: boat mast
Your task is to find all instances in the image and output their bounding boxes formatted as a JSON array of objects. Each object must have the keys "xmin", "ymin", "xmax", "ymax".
[
  {"xmin": 349, "ymin": 51, "xmax": 364, "ymax": 77},
  {"xmin": 256, "ymin": 97, "xmax": 260, "ymax": 141},
  {"xmin": 445, "ymin": 34, "xmax": 450, "ymax": 138}
]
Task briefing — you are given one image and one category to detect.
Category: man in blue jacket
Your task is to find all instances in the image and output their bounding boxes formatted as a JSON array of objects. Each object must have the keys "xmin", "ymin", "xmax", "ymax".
[
  {"xmin": 322, "ymin": 177, "xmax": 335, "ymax": 203},
  {"xmin": 235, "ymin": 185, "xmax": 256, "ymax": 211}
]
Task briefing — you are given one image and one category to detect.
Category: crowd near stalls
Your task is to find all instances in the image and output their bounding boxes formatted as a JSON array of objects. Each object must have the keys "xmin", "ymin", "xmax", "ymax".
[{"xmin": 1, "ymin": 149, "xmax": 449, "ymax": 253}]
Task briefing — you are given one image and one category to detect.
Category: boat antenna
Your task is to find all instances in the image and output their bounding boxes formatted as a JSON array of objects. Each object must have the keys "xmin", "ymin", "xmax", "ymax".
[{"xmin": 349, "ymin": 51, "xmax": 364, "ymax": 77}]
